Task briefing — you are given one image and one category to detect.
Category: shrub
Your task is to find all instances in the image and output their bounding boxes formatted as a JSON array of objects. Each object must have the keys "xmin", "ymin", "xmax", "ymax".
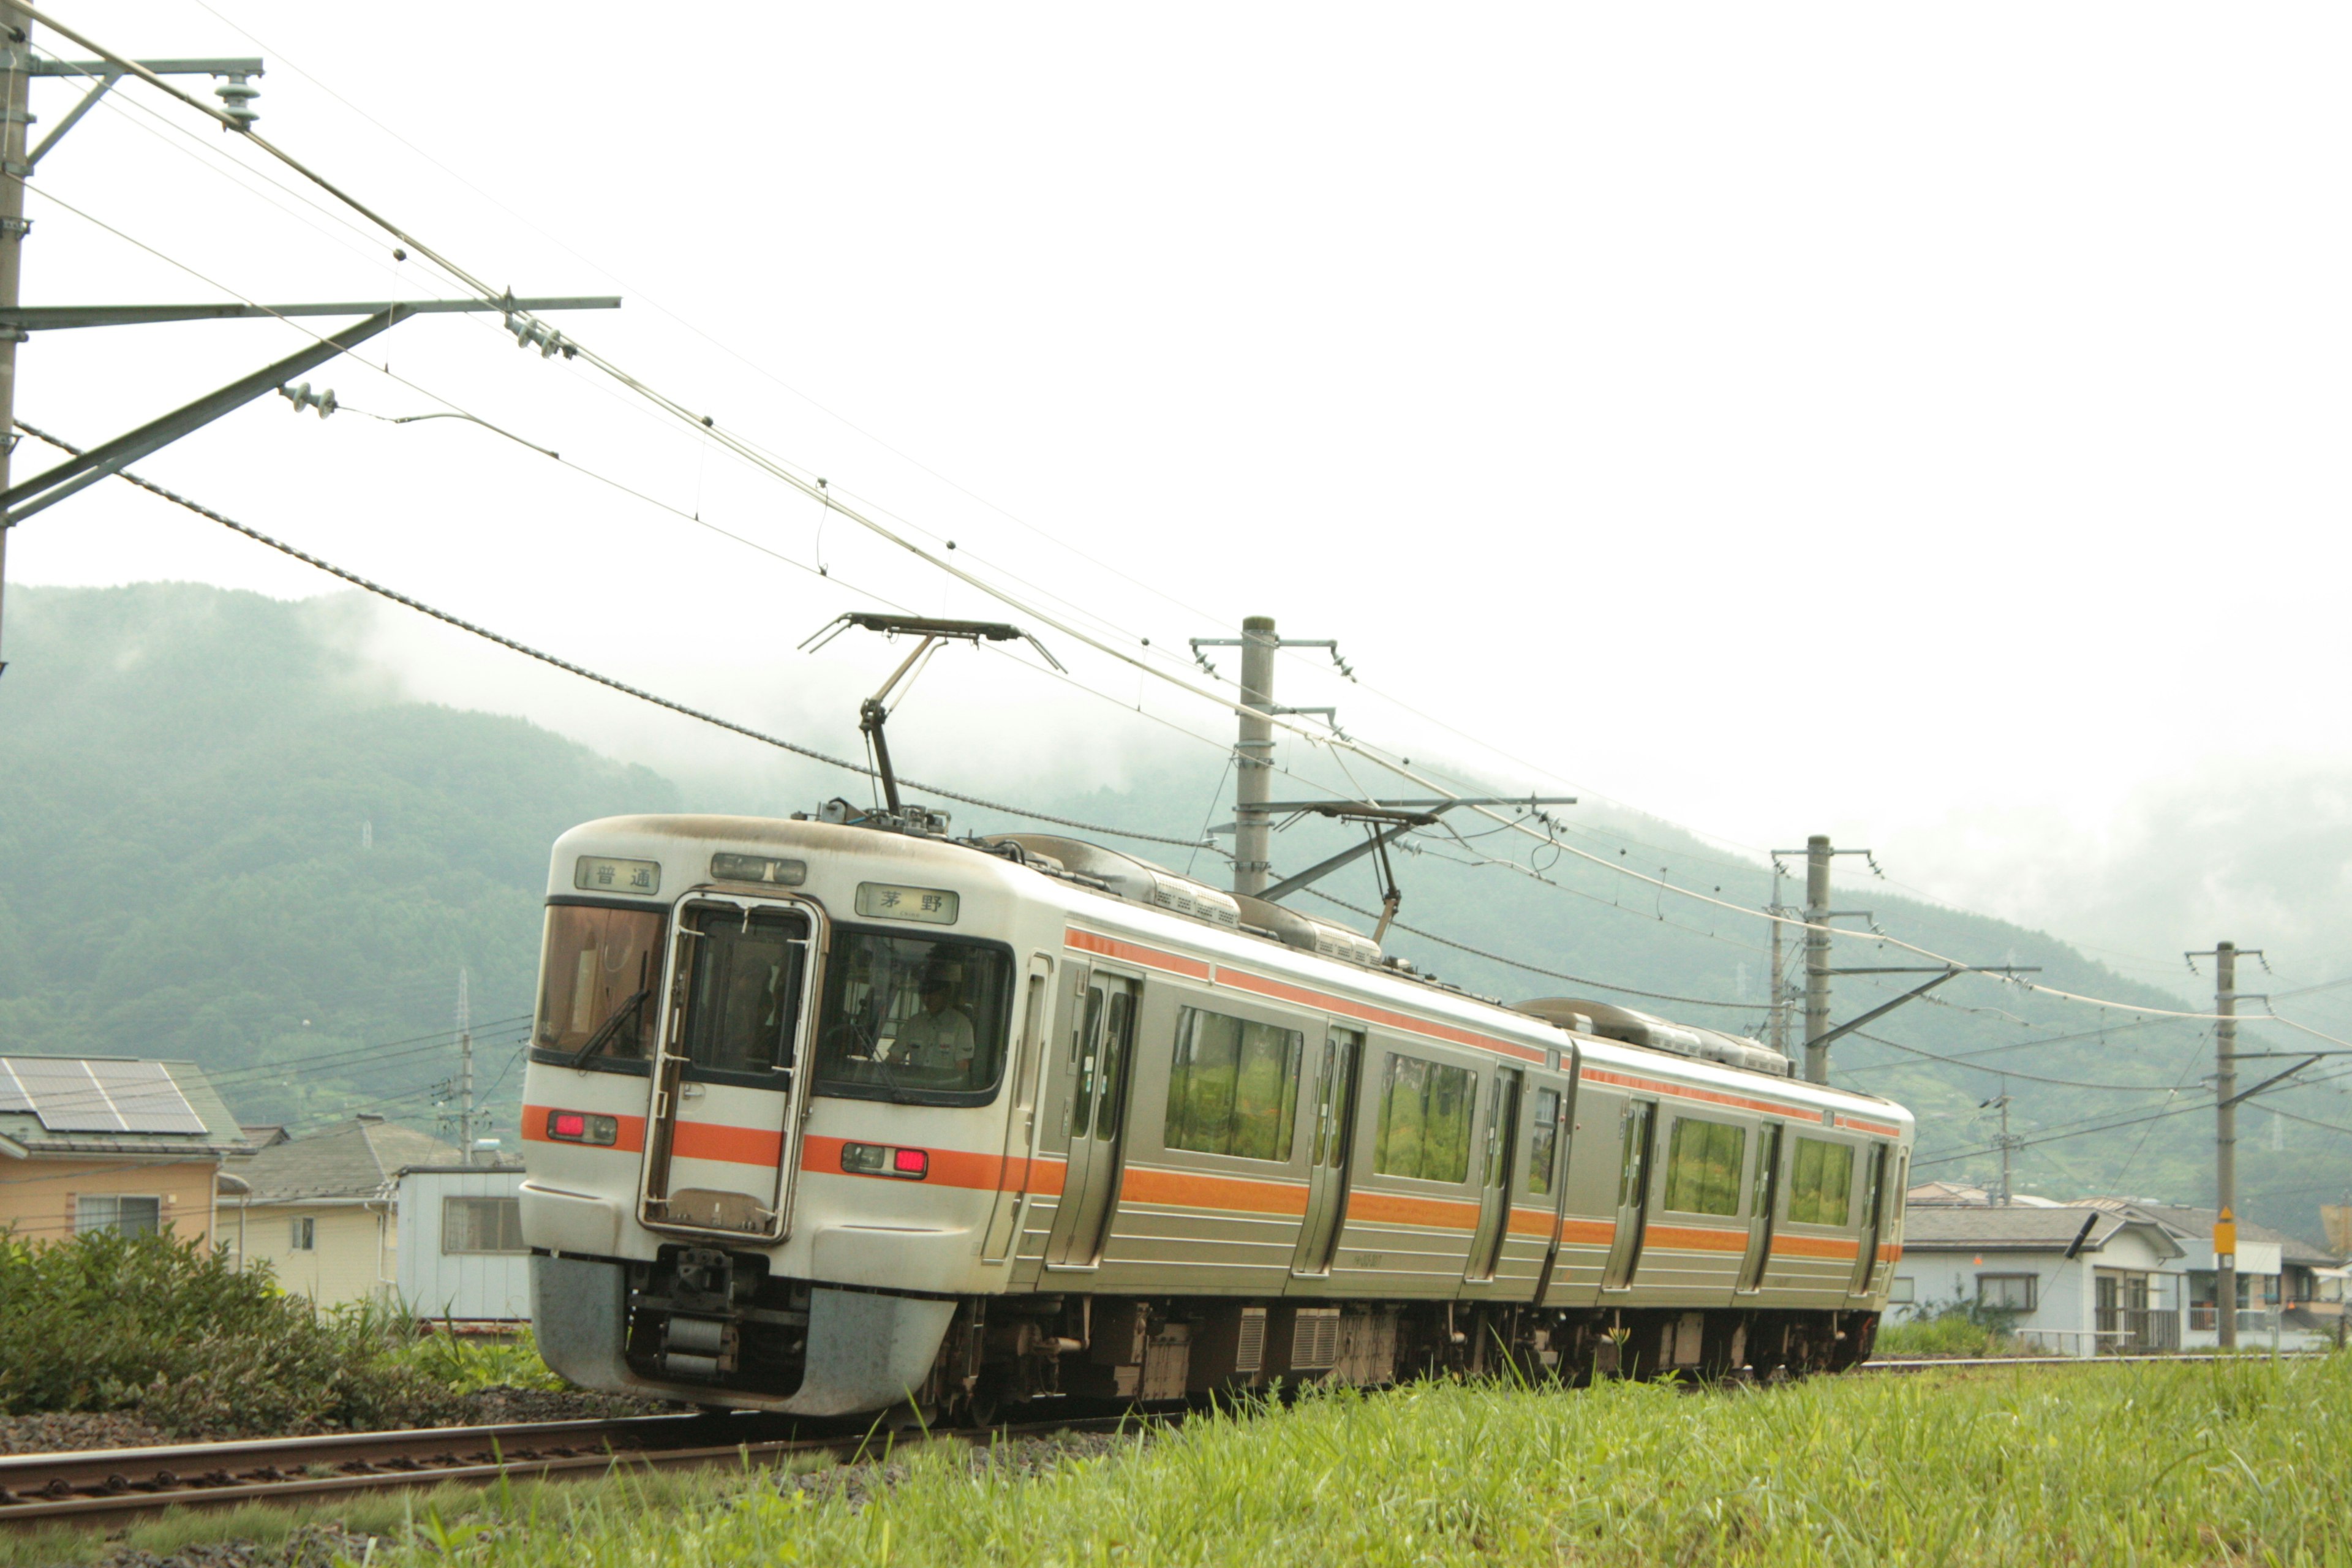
[
  {"xmin": 1874, "ymin": 1283, "xmax": 2019, "ymax": 1357},
  {"xmin": 0, "ymin": 1229, "xmax": 466, "ymax": 1437}
]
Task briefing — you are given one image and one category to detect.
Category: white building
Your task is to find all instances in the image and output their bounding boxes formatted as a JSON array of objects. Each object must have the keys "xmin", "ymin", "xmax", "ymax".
[
  {"xmin": 394, "ymin": 1163, "xmax": 531, "ymax": 1324},
  {"xmin": 1898, "ymin": 1204, "xmax": 2187, "ymax": 1355}
]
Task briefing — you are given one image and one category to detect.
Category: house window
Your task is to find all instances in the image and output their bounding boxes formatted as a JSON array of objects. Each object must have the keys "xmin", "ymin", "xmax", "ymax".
[
  {"xmin": 1889, "ymin": 1276, "xmax": 1915, "ymax": 1305},
  {"xmin": 1370, "ymin": 1054, "xmax": 1476, "ymax": 1183},
  {"xmin": 290, "ymin": 1217, "xmax": 316, "ymax": 1251},
  {"xmin": 1661, "ymin": 1117, "xmax": 1746, "ymax": 1216},
  {"xmin": 1978, "ymin": 1273, "xmax": 2038, "ymax": 1311},
  {"xmin": 443, "ymin": 1196, "xmax": 526, "ymax": 1254},
  {"xmin": 74, "ymin": 1194, "xmax": 160, "ymax": 1237},
  {"xmin": 1163, "ymin": 1007, "xmax": 1304, "ymax": 1163},
  {"xmin": 1785, "ymin": 1137, "xmax": 1855, "ymax": 1226}
]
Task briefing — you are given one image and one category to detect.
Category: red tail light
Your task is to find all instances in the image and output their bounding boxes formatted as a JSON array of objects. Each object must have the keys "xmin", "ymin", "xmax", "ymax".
[
  {"xmin": 892, "ymin": 1147, "xmax": 929, "ymax": 1177},
  {"xmin": 546, "ymin": 1110, "xmax": 618, "ymax": 1145}
]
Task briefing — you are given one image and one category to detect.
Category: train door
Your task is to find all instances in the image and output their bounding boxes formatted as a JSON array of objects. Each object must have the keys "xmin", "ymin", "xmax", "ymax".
[
  {"xmin": 981, "ymin": 954, "xmax": 1057, "ymax": 1263},
  {"xmin": 1464, "ymin": 1066, "xmax": 1524, "ymax": 1283},
  {"xmin": 1849, "ymin": 1141, "xmax": 1890, "ymax": 1295},
  {"xmin": 1599, "ymin": 1099, "xmax": 1656, "ymax": 1291},
  {"xmin": 638, "ymin": 895, "xmax": 818, "ymax": 1240},
  {"xmin": 1043, "ymin": 971, "xmax": 1139, "ymax": 1268},
  {"xmin": 1291, "ymin": 1026, "xmax": 1363, "ymax": 1276},
  {"xmin": 1735, "ymin": 1122, "xmax": 1783, "ymax": 1294},
  {"xmin": 1528, "ymin": 1063, "xmax": 1577, "ymax": 1303}
]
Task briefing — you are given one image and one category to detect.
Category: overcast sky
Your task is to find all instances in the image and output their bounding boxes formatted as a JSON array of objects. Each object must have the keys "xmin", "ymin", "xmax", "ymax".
[{"xmin": 9, "ymin": 2, "xmax": 2348, "ymax": 994}]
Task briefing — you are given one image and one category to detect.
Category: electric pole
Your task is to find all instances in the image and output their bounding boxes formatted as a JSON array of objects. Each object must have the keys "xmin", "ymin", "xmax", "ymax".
[
  {"xmin": 1766, "ymin": 865, "xmax": 1790, "ymax": 1058},
  {"xmin": 0, "ymin": 4, "xmax": 32, "ymax": 677},
  {"xmin": 1189, "ymin": 617, "xmax": 1353, "ymax": 900},
  {"xmin": 1981, "ymin": 1091, "xmax": 2019, "ymax": 1206},
  {"xmin": 1803, "ymin": 835, "xmax": 1833, "ymax": 1083},
  {"xmin": 457, "ymin": 967, "xmax": 476, "ymax": 1166},
  {"xmin": 2214, "ymin": 941, "xmax": 2238, "ymax": 1350},
  {"xmin": 1234, "ymin": 616, "xmax": 1276, "ymax": 898}
]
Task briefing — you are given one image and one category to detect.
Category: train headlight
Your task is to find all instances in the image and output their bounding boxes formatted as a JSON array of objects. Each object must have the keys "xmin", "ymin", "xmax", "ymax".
[
  {"xmin": 841, "ymin": 1142, "xmax": 929, "ymax": 1180},
  {"xmin": 546, "ymin": 1109, "xmax": 619, "ymax": 1145}
]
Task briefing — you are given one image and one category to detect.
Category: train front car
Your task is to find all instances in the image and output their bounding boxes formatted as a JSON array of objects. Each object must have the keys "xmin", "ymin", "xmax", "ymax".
[
  {"xmin": 519, "ymin": 810, "xmax": 1917, "ymax": 1419},
  {"xmin": 519, "ymin": 813, "xmax": 1038, "ymax": 1416}
]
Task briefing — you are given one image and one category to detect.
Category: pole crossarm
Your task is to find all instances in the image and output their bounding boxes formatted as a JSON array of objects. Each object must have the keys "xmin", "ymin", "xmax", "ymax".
[
  {"xmin": 1254, "ymin": 796, "xmax": 1576, "ymax": 903},
  {"xmin": 1, "ymin": 306, "xmax": 406, "ymax": 524},
  {"xmin": 2222, "ymin": 1054, "xmax": 2342, "ymax": 1109},
  {"xmin": 30, "ymin": 56, "xmax": 262, "ymax": 76},
  {"xmin": 0, "ymin": 296, "xmax": 620, "ymax": 332},
  {"xmin": 1801, "ymin": 968, "xmax": 1964, "ymax": 1053}
]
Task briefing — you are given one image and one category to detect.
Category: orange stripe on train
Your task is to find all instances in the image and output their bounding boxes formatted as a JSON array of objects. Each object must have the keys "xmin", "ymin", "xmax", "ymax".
[
  {"xmin": 1770, "ymin": 1232, "xmax": 1861, "ymax": 1260},
  {"xmin": 1065, "ymin": 929, "xmax": 1212, "ymax": 979},
  {"xmin": 521, "ymin": 1104, "xmax": 648, "ymax": 1154},
  {"xmin": 1119, "ymin": 1164, "xmax": 1310, "ymax": 1216},
  {"xmin": 1646, "ymin": 1223, "xmax": 1750, "ymax": 1254}
]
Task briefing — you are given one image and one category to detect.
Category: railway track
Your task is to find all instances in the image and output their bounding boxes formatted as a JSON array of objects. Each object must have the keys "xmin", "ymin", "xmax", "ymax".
[
  {"xmin": 6, "ymin": 1353, "xmax": 2324, "ymax": 1528},
  {"xmin": 0, "ymin": 1408, "xmax": 1153, "ymax": 1528}
]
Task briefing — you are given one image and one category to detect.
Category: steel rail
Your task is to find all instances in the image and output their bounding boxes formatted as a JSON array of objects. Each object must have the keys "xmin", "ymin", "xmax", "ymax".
[
  {"xmin": 1856, "ymin": 1351, "xmax": 2329, "ymax": 1373},
  {"xmin": 0, "ymin": 1410, "xmax": 1160, "ymax": 1526}
]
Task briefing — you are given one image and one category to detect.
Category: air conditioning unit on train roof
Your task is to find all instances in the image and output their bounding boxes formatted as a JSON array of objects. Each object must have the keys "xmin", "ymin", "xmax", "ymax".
[
  {"xmin": 989, "ymin": 834, "xmax": 1242, "ymax": 930},
  {"xmin": 1232, "ymin": 894, "xmax": 1381, "ymax": 967},
  {"xmin": 1515, "ymin": 997, "xmax": 1793, "ymax": 1078}
]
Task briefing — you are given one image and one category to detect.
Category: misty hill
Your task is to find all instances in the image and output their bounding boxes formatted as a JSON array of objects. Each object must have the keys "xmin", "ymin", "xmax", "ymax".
[{"xmin": 1, "ymin": 582, "xmax": 2340, "ymax": 1247}]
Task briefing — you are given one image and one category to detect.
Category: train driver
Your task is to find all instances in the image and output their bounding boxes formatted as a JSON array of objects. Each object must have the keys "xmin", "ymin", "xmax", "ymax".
[{"xmin": 890, "ymin": 965, "xmax": 976, "ymax": 1072}]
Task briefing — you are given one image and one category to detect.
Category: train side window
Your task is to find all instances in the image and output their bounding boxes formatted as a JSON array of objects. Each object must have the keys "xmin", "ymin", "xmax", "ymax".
[
  {"xmin": 1786, "ymin": 1135, "xmax": 1856, "ymax": 1225},
  {"xmin": 532, "ymin": 903, "xmax": 665, "ymax": 1065},
  {"xmin": 813, "ymin": 929, "xmax": 1013, "ymax": 1104},
  {"xmin": 1371, "ymin": 1054, "xmax": 1476, "ymax": 1183},
  {"xmin": 1164, "ymin": 1006, "xmax": 1303, "ymax": 1162},
  {"xmin": 1526, "ymin": 1087, "xmax": 1561, "ymax": 1196},
  {"xmin": 1662, "ymin": 1117, "xmax": 1746, "ymax": 1216}
]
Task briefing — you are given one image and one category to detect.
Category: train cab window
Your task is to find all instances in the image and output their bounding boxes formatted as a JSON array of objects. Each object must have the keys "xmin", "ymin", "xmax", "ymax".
[
  {"xmin": 1662, "ymin": 1117, "xmax": 1746, "ymax": 1216},
  {"xmin": 676, "ymin": 906, "xmax": 809, "ymax": 1077},
  {"xmin": 533, "ymin": 903, "xmax": 665, "ymax": 1068},
  {"xmin": 814, "ymin": 929, "xmax": 1011, "ymax": 1104},
  {"xmin": 1164, "ymin": 1007, "xmax": 1303, "ymax": 1162},
  {"xmin": 1787, "ymin": 1136, "xmax": 1856, "ymax": 1226},
  {"xmin": 1371, "ymin": 1055, "xmax": 1475, "ymax": 1183},
  {"xmin": 1526, "ymin": 1087, "xmax": 1562, "ymax": 1196}
]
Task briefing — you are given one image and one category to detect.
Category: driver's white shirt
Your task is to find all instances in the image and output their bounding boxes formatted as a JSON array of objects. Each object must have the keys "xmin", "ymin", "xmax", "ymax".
[{"xmin": 892, "ymin": 1005, "xmax": 975, "ymax": 1068}]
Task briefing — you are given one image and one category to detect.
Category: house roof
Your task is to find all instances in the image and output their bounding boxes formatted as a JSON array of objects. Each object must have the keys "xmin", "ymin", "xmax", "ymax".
[
  {"xmin": 232, "ymin": 1116, "xmax": 461, "ymax": 1204},
  {"xmin": 0, "ymin": 1056, "xmax": 246, "ymax": 1158},
  {"xmin": 1902, "ymin": 1205, "xmax": 2180, "ymax": 1257},
  {"xmin": 2067, "ymin": 1198, "xmax": 2340, "ymax": 1267}
]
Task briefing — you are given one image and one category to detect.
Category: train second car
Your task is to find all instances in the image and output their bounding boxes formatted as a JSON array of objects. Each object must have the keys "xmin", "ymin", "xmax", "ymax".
[{"xmin": 519, "ymin": 810, "xmax": 1913, "ymax": 1417}]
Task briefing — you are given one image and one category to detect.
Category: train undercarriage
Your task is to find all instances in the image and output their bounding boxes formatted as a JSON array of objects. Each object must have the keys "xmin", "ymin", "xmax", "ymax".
[{"xmin": 598, "ymin": 1245, "xmax": 1880, "ymax": 1425}]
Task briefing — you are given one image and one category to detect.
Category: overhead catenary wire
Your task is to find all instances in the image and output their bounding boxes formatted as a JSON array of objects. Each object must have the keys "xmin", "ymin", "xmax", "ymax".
[
  {"xmin": 13, "ymin": 421, "xmax": 1213, "ymax": 853},
  {"xmin": 27, "ymin": 1, "xmax": 2352, "ymax": 1041}
]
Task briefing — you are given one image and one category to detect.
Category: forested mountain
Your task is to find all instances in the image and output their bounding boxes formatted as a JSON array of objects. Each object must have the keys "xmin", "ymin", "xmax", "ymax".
[{"xmin": 1, "ymin": 582, "xmax": 2340, "ymax": 1245}]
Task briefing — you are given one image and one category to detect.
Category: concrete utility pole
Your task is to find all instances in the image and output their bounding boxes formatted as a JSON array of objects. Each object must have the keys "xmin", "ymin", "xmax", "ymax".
[
  {"xmin": 1803, "ymin": 835, "xmax": 1833, "ymax": 1084},
  {"xmin": 2215, "ymin": 941, "xmax": 2239, "ymax": 1351},
  {"xmin": 0, "ymin": 4, "xmax": 31, "ymax": 677},
  {"xmin": 1234, "ymin": 616, "xmax": 1277, "ymax": 899},
  {"xmin": 457, "ymin": 968, "xmax": 477, "ymax": 1166},
  {"xmin": 1766, "ymin": 865, "xmax": 1789, "ymax": 1058}
]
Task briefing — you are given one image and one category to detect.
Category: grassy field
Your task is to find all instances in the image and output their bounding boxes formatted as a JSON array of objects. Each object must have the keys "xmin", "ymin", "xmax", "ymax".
[{"xmin": 17, "ymin": 1355, "xmax": 2352, "ymax": 1567}]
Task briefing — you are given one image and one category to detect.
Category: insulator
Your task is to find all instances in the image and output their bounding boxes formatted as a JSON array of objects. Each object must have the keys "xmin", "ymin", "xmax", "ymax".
[{"xmin": 214, "ymin": 74, "xmax": 260, "ymax": 131}]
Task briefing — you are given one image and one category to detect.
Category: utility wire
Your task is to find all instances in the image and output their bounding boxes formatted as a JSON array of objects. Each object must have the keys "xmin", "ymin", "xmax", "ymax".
[
  {"xmin": 13, "ymin": 421, "xmax": 1213, "ymax": 853},
  {"xmin": 28, "ymin": 2, "xmax": 2352, "ymax": 1036}
]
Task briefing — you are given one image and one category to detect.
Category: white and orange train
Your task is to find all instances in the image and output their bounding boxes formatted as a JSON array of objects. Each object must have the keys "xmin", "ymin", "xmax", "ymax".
[{"xmin": 519, "ymin": 809, "xmax": 1913, "ymax": 1418}]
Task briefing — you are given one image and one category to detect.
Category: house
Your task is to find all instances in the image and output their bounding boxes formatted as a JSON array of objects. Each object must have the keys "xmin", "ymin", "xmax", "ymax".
[
  {"xmin": 394, "ymin": 1162, "xmax": 530, "ymax": 1324},
  {"xmin": 222, "ymin": 1115, "xmax": 461, "ymax": 1304},
  {"xmin": 0, "ymin": 1056, "xmax": 247, "ymax": 1247},
  {"xmin": 1895, "ymin": 1204, "xmax": 2188, "ymax": 1355},
  {"xmin": 2067, "ymin": 1198, "xmax": 2343, "ymax": 1351}
]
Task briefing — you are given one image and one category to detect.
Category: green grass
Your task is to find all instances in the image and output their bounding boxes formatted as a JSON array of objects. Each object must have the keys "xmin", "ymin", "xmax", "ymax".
[
  {"xmin": 22, "ymin": 1358, "xmax": 2351, "ymax": 1566},
  {"xmin": 390, "ymin": 1327, "xmax": 568, "ymax": 1394}
]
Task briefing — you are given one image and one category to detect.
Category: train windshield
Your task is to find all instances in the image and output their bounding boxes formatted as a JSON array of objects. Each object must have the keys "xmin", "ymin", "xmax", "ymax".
[
  {"xmin": 533, "ymin": 903, "xmax": 665, "ymax": 1066},
  {"xmin": 813, "ymin": 929, "xmax": 1011, "ymax": 1103}
]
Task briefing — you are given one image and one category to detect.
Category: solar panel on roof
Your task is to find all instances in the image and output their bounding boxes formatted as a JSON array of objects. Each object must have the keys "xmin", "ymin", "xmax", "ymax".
[
  {"xmin": 7, "ymin": 1059, "xmax": 126, "ymax": 1132},
  {"xmin": 95, "ymin": 1060, "xmax": 208, "ymax": 1134},
  {"xmin": 0, "ymin": 1061, "xmax": 34, "ymax": 1115}
]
